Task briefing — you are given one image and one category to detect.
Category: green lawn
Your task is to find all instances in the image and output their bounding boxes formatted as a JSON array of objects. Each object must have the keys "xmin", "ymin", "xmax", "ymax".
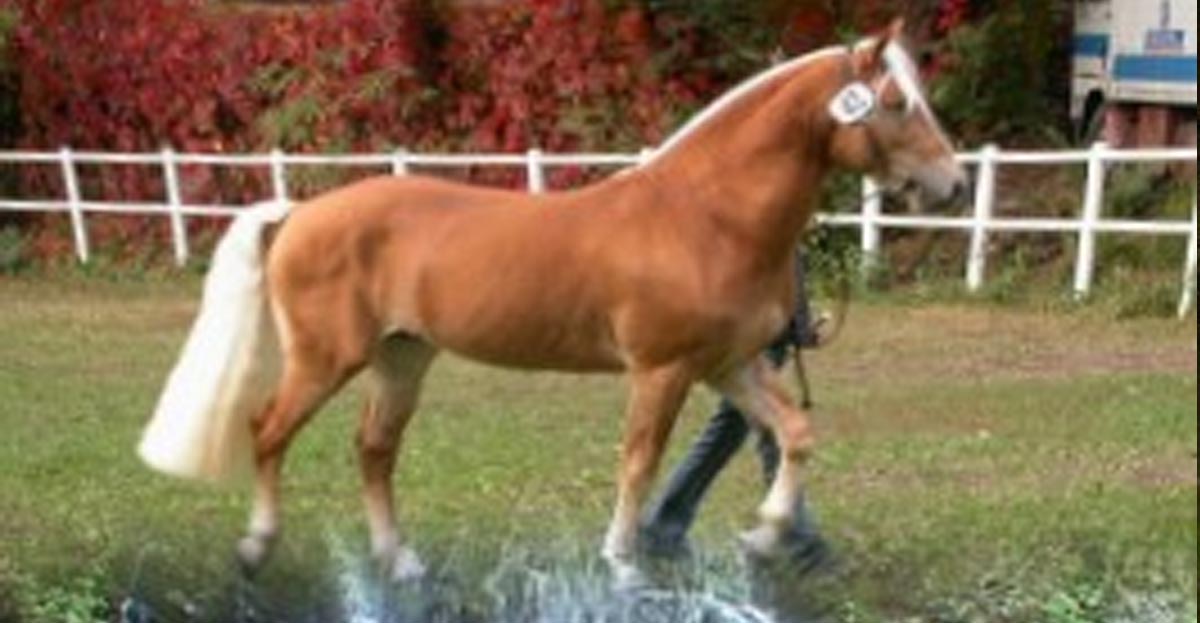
[{"xmin": 0, "ymin": 273, "xmax": 1195, "ymax": 622}]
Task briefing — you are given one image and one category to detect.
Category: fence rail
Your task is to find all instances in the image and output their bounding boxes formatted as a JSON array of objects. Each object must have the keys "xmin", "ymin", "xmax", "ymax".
[{"xmin": 0, "ymin": 143, "xmax": 1195, "ymax": 317}]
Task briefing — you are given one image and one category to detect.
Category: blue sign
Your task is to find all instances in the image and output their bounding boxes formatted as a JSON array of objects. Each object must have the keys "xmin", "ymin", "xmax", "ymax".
[
  {"xmin": 1114, "ymin": 54, "xmax": 1198, "ymax": 83},
  {"xmin": 1074, "ymin": 34, "xmax": 1110, "ymax": 59}
]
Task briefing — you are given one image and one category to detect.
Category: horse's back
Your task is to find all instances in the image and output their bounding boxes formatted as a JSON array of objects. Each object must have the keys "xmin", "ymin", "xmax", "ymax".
[{"xmin": 264, "ymin": 174, "xmax": 630, "ymax": 370}]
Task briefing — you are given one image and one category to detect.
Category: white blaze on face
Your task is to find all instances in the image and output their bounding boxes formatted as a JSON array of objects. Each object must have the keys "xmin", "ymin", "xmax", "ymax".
[
  {"xmin": 882, "ymin": 42, "xmax": 927, "ymax": 114},
  {"xmin": 882, "ymin": 42, "xmax": 958, "ymax": 156}
]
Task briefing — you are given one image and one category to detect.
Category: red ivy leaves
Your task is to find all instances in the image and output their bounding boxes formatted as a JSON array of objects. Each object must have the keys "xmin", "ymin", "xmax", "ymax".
[
  {"xmin": 7, "ymin": 0, "xmax": 736, "ymax": 197},
  {"xmin": 11, "ymin": 0, "xmax": 429, "ymax": 204},
  {"xmin": 937, "ymin": 0, "xmax": 972, "ymax": 34},
  {"xmin": 5, "ymin": 0, "xmax": 885, "ymax": 258}
]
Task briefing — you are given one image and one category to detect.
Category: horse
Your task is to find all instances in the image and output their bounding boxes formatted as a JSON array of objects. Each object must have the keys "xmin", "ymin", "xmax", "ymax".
[{"xmin": 139, "ymin": 20, "xmax": 967, "ymax": 588}]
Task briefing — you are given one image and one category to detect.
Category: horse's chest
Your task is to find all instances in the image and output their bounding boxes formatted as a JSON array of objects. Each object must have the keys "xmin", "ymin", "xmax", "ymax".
[
  {"xmin": 737, "ymin": 301, "xmax": 789, "ymax": 343},
  {"xmin": 704, "ymin": 298, "xmax": 789, "ymax": 355}
]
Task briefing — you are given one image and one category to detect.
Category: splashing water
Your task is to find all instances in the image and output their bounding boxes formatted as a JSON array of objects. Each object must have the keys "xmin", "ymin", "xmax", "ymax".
[
  {"xmin": 327, "ymin": 533, "xmax": 388, "ymax": 623},
  {"xmin": 118, "ymin": 530, "xmax": 820, "ymax": 623},
  {"xmin": 322, "ymin": 531, "xmax": 781, "ymax": 623}
]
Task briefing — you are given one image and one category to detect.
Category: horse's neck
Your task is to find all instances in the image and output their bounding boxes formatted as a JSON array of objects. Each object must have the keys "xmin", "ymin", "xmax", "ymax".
[{"xmin": 647, "ymin": 67, "xmax": 833, "ymax": 264}]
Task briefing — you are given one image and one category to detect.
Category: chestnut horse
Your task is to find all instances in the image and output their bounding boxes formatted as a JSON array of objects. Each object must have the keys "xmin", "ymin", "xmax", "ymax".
[{"xmin": 140, "ymin": 21, "xmax": 966, "ymax": 588}]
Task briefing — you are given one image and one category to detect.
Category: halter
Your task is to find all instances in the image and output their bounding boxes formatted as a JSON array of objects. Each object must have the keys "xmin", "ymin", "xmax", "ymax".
[
  {"xmin": 831, "ymin": 41, "xmax": 924, "ymax": 120},
  {"xmin": 827, "ymin": 42, "xmax": 925, "ymax": 184},
  {"xmin": 832, "ymin": 51, "xmax": 890, "ymax": 177}
]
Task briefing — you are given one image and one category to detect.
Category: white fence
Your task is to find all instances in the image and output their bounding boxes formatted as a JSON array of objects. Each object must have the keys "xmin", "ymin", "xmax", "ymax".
[{"xmin": 0, "ymin": 143, "xmax": 1195, "ymax": 317}]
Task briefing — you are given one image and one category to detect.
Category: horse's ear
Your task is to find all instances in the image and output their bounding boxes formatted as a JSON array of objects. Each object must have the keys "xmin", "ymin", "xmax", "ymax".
[{"xmin": 859, "ymin": 18, "xmax": 905, "ymax": 76}]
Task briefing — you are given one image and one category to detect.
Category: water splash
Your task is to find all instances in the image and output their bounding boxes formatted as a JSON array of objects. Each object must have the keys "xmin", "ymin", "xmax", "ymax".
[
  {"xmin": 327, "ymin": 532, "xmax": 387, "ymax": 623},
  {"xmin": 322, "ymin": 531, "xmax": 781, "ymax": 623}
]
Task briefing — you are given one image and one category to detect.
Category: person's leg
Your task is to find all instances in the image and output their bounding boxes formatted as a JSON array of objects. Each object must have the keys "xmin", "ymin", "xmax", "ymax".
[{"xmin": 639, "ymin": 399, "xmax": 751, "ymax": 558}]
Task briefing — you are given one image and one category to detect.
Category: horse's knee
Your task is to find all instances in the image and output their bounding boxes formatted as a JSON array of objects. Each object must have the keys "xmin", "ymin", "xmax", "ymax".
[
  {"xmin": 357, "ymin": 399, "xmax": 412, "ymax": 461},
  {"xmin": 254, "ymin": 420, "xmax": 299, "ymax": 462},
  {"xmin": 620, "ymin": 436, "xmax": 670, "ymax": 486},
  {"xmin": 778, "ymin": 411, "xmax": 816, "ymax": 462},
  {"xmin": 356, "ymin": 425, "xmax": 400, "ymax": 469}
]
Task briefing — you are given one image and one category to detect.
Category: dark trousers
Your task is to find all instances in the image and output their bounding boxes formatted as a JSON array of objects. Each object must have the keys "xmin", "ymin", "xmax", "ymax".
[{"xmin": 640, "ymin": 337, "xmax": 824, "ymax": 556}]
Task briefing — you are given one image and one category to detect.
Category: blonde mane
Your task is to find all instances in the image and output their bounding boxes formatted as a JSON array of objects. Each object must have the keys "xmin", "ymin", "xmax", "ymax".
[
  {"xmin": 646, "ymin": 45, "xmax": 850, "ymax": 164},
  {"xmin": 645, "ymin": 37, "xmax": 932, "ymax": 165}
]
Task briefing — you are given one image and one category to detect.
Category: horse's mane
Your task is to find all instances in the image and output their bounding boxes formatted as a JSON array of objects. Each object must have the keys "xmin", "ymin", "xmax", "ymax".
[
  {"xmin": 646, "ymin": 45, "xmax": 849, "ymax": 165},
  {"xmin": 645, "ymin": 36, "xmax": 931, "ymax": 166}
]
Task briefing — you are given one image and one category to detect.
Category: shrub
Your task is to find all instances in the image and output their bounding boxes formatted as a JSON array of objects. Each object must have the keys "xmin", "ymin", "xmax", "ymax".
[
  {"xmin": 929, "ymin": 0, "xmax": 1074, "ymax": 145},
  {"xmin": 8, "ymin": 0, "xmax": 431, "ymax": 203},
  {"xmin": 0, "ymin": 0, "xmax": 1087, "ymax": 265}
]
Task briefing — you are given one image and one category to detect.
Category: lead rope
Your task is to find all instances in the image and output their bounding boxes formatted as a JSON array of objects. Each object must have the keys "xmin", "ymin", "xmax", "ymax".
[{"xmin": 793, "ymin": 185, "xmax": 887, "ymax": 409}]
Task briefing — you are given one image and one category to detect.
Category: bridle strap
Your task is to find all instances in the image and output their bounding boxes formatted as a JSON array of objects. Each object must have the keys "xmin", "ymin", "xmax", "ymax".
[{"xmin": 839, "ymin": 50, "xmax": 891, "ymax": 177}]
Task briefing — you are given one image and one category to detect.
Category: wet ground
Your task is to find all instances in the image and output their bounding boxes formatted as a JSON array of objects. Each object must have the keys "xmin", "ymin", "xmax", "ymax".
[{"xmin": 115, "ymin": 537, "xmax": 828, "ymax": 623}]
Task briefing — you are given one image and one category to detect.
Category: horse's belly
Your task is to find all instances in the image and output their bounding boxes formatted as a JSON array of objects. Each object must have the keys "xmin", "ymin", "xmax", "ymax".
[
  {"xmin": 406, "ymin": 238, "xmax": 626, "ymax": 371},
  {"xmin": 433, "ymin": 322, "xmax": 625, "ymax": 373}
]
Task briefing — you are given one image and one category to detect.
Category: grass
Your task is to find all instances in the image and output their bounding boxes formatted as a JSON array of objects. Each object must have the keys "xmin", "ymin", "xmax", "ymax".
[{"xmin": 0, "ymin": 271, "xmax": 1195, "ymax": 622}]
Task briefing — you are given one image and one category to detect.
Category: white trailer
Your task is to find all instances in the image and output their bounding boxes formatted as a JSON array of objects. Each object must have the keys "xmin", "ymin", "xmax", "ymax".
[{"xmin": 1071, "ymin": 0, "xmax": 1197, "ymax": 146}]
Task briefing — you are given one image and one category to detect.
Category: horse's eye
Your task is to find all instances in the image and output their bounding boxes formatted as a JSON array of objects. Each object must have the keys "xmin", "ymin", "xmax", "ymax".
[{"xmin": 881, "ymin": 90, "xmax": 908, "ymax": 113}]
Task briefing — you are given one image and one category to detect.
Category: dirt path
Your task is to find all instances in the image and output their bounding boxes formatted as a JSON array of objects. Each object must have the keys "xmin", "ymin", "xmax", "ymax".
[{"xmin": 812, "ymin": 303, "xmax": 1197, "ymax": 385}]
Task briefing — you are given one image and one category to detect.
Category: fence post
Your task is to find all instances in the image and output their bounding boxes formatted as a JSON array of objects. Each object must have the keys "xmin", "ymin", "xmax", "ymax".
[
  {"xmin": 270, "ymin": 148, "xmax": 289, "ymax": 203},
  {"xmin": 58, "ymin": 147, "xmax": 89, "ymax": 263},
  {"xmin": 1073, "ymin": 142, "xmax": 1108, "ymax": 299},
  {"xmin": 161, "ymin": 148, "xmax": 188, "ymax": 267},
  {"xmin": 392, "ymin": 148, "xmax": 410, "ymax": 176},
  {"xmin": 967, "ymin": 145, "xmax": 998, "ymax": 292},
  {"xmin": 527, "ymin": 148, "xmax": 546, "ymax": 194},
  {"xmin": 861, "ymin": 177, "xmax": 883, "ymax": 278},
  {"xmin": 1180, "ymin": 196, "xmax": 1198, "ymax": 319}
]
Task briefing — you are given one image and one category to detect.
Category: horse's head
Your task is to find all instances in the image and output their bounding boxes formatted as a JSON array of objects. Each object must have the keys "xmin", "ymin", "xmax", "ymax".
[{"xmin": 824, "ymin": 20, "xmax": 968, "ymax": 205}]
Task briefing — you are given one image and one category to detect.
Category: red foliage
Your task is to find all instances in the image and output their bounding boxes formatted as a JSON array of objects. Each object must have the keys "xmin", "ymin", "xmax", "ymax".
[
  {"xmin": 436, "ymin": 0, "xmax": 717, "ymax": 188},
  {"xmin": 782, "ymin": 7, "xmax": 838, "ymax": 54},
  {"xmin": 936, "ymin": 0, "xmax": 971, "ymax": 34},
  {"xmin": 844, "ymin": 0, "xmax": 903, "ymax": 33},
  {"xmin": 7, "ymin": 0, "xmax": 719, "ymax": 198},
  {"xmin": 3, "ymin": 0, "xmax": 911, "ymax": 260},
  {"xmin": 8, "ymin": 0, "xmax": 433, "ymax": 257},
  {"xmin": 11, "ymin": 0, "xmax": 430, "ymax": 203}
]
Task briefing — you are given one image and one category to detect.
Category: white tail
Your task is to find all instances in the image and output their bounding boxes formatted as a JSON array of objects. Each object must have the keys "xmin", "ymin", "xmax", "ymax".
[{"xmin": 139, "ymin": 202, "xmax": 291, "ymax": 482}]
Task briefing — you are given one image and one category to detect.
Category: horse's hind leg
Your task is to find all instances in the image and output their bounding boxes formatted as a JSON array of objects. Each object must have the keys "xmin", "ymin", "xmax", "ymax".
[
  {"xmin": 358, "ymin": 337, "xmax": 438, "ymax": 582},
  {"xmin": 237, "ymin": 353, "xmax": 360, "ymax": 573}
]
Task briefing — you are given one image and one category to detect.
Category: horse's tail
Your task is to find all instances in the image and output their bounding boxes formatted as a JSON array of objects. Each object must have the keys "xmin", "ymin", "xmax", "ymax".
[{"xmin": 138, "ymin": 202, "xmax": 291, "ymax": 483}]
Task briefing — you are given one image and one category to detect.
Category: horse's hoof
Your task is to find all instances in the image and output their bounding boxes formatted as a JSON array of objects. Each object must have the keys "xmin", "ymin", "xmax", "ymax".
[
  {"xmin": 386, "ymin": 548, "xmax": 427, "ymax": 584},
  {"xmin": 236, "ymin": 534, "xmax": 273, "ymax": 574},
  {"xmin": 738, "ymin": 524, "xmax": 784, "ymax": 561},
  {"xmin": 610, "ymin": 561, "xmax": 651, "ymax": 594}
]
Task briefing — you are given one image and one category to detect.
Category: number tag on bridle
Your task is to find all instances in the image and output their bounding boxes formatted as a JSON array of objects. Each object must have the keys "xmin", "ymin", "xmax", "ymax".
[{"xmin": 829, "ymin": 83, "xmax": 876, "ymax": 125}]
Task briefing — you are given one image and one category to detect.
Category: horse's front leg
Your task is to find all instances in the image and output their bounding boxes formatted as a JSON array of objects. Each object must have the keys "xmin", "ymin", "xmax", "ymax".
[
  {"xmin": 710, "ymin": 357, "xmax": 816, "ymax": 558},
  {"xmin": 603, "ymin": 364, "xmax": 692, "ymax": 590}
]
